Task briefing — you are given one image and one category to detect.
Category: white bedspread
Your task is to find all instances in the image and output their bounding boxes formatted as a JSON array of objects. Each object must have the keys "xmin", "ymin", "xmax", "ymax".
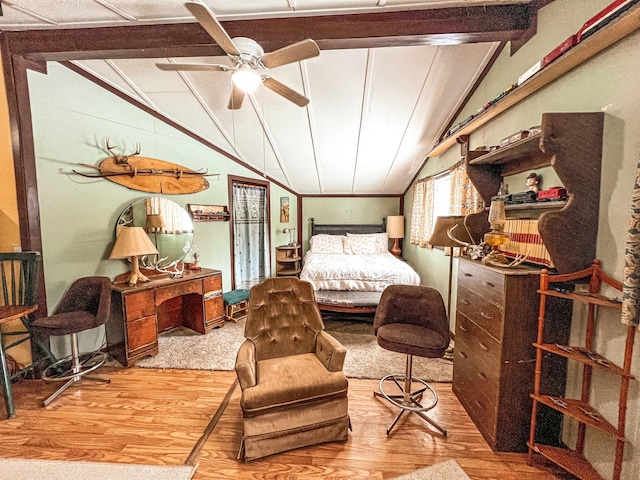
[{"xmin": 300, "ymin": 251, "xmax": 421, "ymax": 291}]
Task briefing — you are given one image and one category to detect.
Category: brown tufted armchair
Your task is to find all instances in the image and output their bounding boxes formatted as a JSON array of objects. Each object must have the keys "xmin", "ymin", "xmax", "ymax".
[{"xmin": 234, "ymin": 277, "xmax": 349, "ymax": 461}]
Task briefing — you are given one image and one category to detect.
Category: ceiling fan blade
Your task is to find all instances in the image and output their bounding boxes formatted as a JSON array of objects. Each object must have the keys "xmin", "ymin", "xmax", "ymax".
[
  {"xmin": 261, "ymin": 39, "xmax": 320, "ymax": 69},
  {"xmin": 262, "ymin": 77, "xmax": 309, "ymax": 107},
  {"xmin": 185, "ymin": 2, "xmax": 241, "ymax": 57},
  {"xmin": 228, "ymin": 84, "xmax": 245, "ymax": 110},
  {"xmin": 156, "ymin": 62, "xmax": 229, "ymax": 72}
]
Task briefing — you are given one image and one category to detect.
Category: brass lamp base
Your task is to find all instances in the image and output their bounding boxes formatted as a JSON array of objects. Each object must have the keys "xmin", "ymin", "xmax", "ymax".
[{"xmin": 390, "ymin": 238, "xmax": 402, "ymax": 258}]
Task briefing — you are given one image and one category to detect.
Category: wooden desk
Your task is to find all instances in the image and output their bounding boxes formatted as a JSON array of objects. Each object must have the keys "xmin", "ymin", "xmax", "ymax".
[
  {"xmin": 106, "ymin": 268, "xmax": 223, "ymax": 367},
  {"xmin": 1, "ymin": 304, "xmax": 37, "ymax": 419}
]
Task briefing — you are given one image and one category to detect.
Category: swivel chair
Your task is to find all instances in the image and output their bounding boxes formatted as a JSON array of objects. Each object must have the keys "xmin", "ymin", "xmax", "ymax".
[
  {"xmin": 373, "ymin": 284, "xmax": 450, "ymax": 436},
  {"xmin": 30, "ymin": 276, "xmax": 111, "ymax": 406}
]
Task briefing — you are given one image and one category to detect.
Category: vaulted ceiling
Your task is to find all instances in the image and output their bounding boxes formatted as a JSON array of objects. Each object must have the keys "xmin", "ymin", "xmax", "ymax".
[{"xmin": 0, "ymin": 1, "xmax": 543, "ymax": 195}]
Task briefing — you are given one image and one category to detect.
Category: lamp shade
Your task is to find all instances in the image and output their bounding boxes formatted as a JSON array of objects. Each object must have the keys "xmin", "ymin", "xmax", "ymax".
[
  {"xmin": 144, "ymin": 214, "xmax": 165, "ymax": 231},
  {"xmin": 109, "ymin": 226, "xmax": 159, "ymax": 260},
  {"xmin": 428, "ymin": 215, "xmax": 473, "ymax": 248},
  {"xmin": 386, "ymin": 216, "xmax": 405, "ymax": 239}
]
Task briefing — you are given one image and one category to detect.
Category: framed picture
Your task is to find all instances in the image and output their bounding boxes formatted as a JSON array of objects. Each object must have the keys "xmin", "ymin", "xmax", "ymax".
[{"xmin": 280, "ymin": 197, "xmax": 290, "ymax": 223}]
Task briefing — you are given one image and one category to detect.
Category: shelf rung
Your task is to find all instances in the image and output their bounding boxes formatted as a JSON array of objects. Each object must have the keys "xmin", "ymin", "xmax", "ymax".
[
  {"xmin": 532, "ymin": 395, "xmax": 627, "ymax": 441},
  {"xmin": 528, "ymin": 443, "xmax": 604, "ymax": 480}
]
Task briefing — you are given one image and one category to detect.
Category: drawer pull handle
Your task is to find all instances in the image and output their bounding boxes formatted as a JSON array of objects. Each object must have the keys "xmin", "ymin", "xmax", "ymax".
[
  {"xmin": 458, "ymin": 351, "xmax": 468, "ymax": 359},
  {"xmin": 480, "ymin": 312, "xmax": 492, "ymax": 319},
  {"xmin": 463, "ymin": 273, "xmax": 472, "ymax": 277},
  {"xmin": 482, "ymin": 281, "xmax": 494, "ymax": 287},
  {"xmin": 475, "ymin": 400, "xmax": 483, "ymax": 408},
  {"xmin": 478, "ymin": 342, "xmax": 489, "ymax": 351},
  {"xmin": 458, "ymin": 325, "xmax": 468, "ymax": 332},
  {"xmin": 460, "ymin": 299, "xmax": 470, "ymax": 305},
  {"xmin": 477, "ymin": 372, "xmax": 487, "ymax": 381}
]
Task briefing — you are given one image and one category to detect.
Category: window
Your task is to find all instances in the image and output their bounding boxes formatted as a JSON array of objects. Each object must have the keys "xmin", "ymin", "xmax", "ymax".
[{"xmin": 410, "ymin": 160, "xmax": 481, "ymax": 248}]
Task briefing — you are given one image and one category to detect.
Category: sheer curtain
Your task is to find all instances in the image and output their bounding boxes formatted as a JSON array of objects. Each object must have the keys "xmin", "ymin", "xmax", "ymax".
[{"xmin": 232, "ymin": 183, "xmax": 271, "ymax": 289}]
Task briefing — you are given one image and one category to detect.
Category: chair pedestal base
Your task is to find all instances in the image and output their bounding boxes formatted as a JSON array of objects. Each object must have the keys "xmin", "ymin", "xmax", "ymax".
[
  {"xmin": 374, "ymin": 354, "xmax": 447, "ymax": 437},
  {"xmin": 41, "ymin": 333, "xmax": 109, "ymax": 407}
]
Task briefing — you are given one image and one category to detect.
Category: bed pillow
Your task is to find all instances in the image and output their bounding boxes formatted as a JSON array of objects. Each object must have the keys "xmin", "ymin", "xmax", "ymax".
[
  {"xmin": 344, "ymin": 232, "xmax": 388, "ymax": 255},
  {"xmin": 309, "ymin": 234, "xmax": 346, "ymax": 254}
]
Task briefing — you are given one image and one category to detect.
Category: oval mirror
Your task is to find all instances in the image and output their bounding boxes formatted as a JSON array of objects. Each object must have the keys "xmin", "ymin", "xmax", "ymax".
[{"xmin": 116, "ymin": 197, "xmax": 194, "ymax": 269}]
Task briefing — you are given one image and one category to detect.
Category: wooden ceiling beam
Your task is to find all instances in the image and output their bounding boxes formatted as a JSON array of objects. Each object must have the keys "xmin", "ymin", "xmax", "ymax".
[{"xmin": 3, "ymin": 3, "xmax": 535, "ymax": 61}]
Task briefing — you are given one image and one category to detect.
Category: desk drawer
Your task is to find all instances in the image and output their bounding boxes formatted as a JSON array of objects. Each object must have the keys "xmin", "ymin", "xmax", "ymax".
[
  {"xmin": 126, "ymin": 314, "xmax": 158, "ymax": 353},
  {"xmin": 458, "ymin": 260, "xmax": 504, "ymax": 306},
  {"xmin": 204, "ymin": 274, "xmax": 222, "ymax": 296},
  {"xmin": 456, "ymin": 285, "xmax": 504, "ymax": 341},
  {"xmin": 124, "ymin": 290, "xmax": 155, "ymax": 321},
  {"xmin": 156, "ymin": 279, "xmax": 202, "ymax": 305}
]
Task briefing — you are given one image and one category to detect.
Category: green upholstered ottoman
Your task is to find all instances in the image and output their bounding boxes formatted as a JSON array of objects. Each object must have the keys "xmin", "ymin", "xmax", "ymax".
[{"xmin": 223, "ymin": 289, "xmax": 250, "ymax": 322}]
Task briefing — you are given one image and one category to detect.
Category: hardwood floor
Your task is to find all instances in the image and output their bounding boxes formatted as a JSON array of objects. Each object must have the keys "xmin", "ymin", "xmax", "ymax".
[{"xmin": 1, "ymin": 366, "xmax": 574, "ymax": 479}]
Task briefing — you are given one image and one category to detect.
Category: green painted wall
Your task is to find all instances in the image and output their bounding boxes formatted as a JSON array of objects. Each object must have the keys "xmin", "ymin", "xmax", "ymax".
[
  {"xmin": 301, "ymin": 196, "xmax": 401, "ymax": 253},
  {"xmin": 405, "ymin": 0, "xmax": 640, "ymax": 477},
  {"xmin": 28, "ymin": 63, "xmax": 297, "ymax": 352}
]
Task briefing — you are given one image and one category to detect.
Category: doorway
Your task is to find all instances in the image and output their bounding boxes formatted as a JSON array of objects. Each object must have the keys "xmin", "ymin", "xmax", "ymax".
[{"xmin": 228, "ymin": 176, "xmax": 271, "ymax": 290}]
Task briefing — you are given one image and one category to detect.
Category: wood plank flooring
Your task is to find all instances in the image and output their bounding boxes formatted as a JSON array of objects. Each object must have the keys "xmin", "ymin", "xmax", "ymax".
[{"xmin": 0, "ymin": 366, "xmax": 574, "ymax": 479}]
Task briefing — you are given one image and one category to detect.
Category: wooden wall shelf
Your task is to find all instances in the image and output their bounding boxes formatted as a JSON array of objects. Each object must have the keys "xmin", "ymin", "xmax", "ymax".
[
  {"xmin": 465, "ymin": 112, "xmax": 604, "ymax": 275},
  {"xmin": 427, "ymin": 2, "xmax": 640, "ymax": 159},
  {"xmin": 188, "ymin": 204, "xmax": 230, "ymax": 222}
]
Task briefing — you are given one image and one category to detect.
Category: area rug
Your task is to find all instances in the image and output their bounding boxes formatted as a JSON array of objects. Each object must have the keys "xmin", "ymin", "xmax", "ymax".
[
  {"xmin": 136, "ymin": 316, "xmax": 453, "ymax": 382},
  {"xmin": 391, "ymin": 459, "xmax": 470, "ymax": 480},
  {"xmin": 0, "ymin": 457, "xmax": 197, "ymax": 480}
]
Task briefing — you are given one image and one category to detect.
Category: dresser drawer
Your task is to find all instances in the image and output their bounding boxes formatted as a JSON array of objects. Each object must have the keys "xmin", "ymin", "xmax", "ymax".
[
  {"xmin": 453, "ymin": 341, "xmax": 498, "ymax": 437},
  {"xmin": 454, "ymin": 335, "xmax": 500, "ymax": 396},
  {"xmin": 456, "ymin": 285, "xmax": 504, "ymax": 341},
  {"xmin": 458, "ymin": 259, "xmax": 505, "ymax": 306},
  {"xmin": 156, "ymin": 278, "xmax": 202, "ymax": 305},
  {"xmin": 456, "ymin": 311, "xmax": 501, "ymax": 369}
]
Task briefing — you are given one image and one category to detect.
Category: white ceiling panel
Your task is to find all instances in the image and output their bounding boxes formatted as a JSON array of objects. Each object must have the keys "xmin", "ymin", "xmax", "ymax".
[{"xmin": 4, "ymin": 1, "xmax": 528, "ymax": 194}]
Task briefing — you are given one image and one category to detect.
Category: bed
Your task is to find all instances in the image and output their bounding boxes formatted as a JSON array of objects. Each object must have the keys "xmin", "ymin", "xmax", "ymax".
[{"xmin": 301, "ymin": 218, "xmax": 421, "ymax": 313}]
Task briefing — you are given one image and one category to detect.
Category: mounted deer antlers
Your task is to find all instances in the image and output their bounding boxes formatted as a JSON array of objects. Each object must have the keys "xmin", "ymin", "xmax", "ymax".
[{"xmin": 106, "ymin": 137, "xmax": 140, "ymax": 166}]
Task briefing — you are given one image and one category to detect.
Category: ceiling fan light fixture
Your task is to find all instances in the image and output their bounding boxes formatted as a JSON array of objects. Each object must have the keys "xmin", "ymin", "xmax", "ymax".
[{"xmin": 231, "ymin": 67, "xmax": 262, "ymax": 92}]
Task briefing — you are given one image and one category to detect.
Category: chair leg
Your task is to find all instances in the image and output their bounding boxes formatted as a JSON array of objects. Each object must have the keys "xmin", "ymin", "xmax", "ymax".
[
  {"xmin": 0, "ymin": 332, "xmax": 16, "ymax": 419},
  {"xmin": 42, "ymin": 333, "xmax": 109, "ymax": 407},
  {"xmin": 374, "ymin": 354, "xmax": 446, "ymax": 437}
]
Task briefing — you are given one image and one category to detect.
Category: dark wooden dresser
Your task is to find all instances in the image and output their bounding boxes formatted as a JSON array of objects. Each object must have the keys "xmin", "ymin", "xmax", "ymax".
[
  {"xmin": 452, "ymin": 257, "xmax": 570, "ymax": 452},
  {"xmin": 107, "ymin": 268, "xmax": 223, "ymax": 366}
]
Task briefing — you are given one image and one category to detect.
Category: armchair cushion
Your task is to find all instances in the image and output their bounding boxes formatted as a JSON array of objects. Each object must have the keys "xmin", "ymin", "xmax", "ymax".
[{"xmin": 241, "ymin": 353, "xmax": 348, "ymax": 416}]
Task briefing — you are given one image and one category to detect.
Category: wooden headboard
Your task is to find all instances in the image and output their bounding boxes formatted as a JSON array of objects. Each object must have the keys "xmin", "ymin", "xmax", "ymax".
[{"xmin": 310, "ymin": 217, "xmax": 387, "ymax": 237}]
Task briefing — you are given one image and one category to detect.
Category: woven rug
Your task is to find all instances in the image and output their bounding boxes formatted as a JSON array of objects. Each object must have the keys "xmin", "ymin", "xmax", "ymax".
[
  {"xmin": 0, "ymin": 458, "xmax": 197, "ymax": 480},
  {"xmin": 136, "ymin": 316, "xmax": 453, "ymax": 382},
  {"xmin": 391, "ymin": 460, "xmax": 470, "ymax": 480}
]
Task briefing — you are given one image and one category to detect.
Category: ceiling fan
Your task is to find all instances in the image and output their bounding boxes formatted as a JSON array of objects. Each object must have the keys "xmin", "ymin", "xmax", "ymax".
[{"xmin": 156, "ymin": 2, "xmax": 320, "ymax": 109}]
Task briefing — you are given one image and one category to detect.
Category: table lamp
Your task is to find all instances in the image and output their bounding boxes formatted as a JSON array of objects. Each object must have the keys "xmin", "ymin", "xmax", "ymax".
[
  {"xmin": 144, "ymin": 214, "xmax": 165, "ymax": 233},
  {"xmin": 483, "ymin": 199, "xmax": 509, "ymax": 254},
  {"xmin": 282, "ymin": 227, "xmax": 297, "ymax": 246},
  {"xmin": 386, "ymin": 215, "xmax": 405, "ymax": 258},
  {"xmin": 109, "ymin": 226, "xmax": 159, "ymax": 286},
  {"xmin": 428, "ymin": 215, "xmax": 473, "ymax": 316}
]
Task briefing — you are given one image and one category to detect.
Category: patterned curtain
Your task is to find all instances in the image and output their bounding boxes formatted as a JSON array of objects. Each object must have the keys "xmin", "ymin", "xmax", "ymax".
[
  {"xmin": 622, "ymin": 162, "xmax": 640, "ymax": 328},
  {"xmin": 449, "ymin": 160, "xmax": 483, "ymax": 216},
  {"xmin": 410, "ymin": 159, "xmax": 480, "ymax": 248},
  {"xmin": 232, "ymin": 183, "xmax": 271, "ymax": 289},
  {"xmin": 410, "ymin": 176, "xmax": 434, "ymax": 248}
]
